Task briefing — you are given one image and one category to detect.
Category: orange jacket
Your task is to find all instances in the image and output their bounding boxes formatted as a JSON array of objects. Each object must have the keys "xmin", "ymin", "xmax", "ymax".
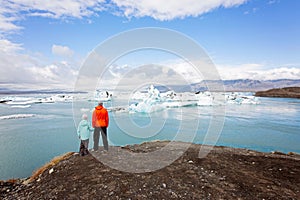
[{"xmin": 92, "ymin": 105, "xmax": 109, "ymax": 128}]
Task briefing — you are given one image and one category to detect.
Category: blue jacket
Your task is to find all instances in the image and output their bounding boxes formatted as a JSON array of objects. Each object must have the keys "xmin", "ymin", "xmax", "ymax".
[{"xmin": 77, "ymin": 119, "xmax": 93, "ymax": 140}]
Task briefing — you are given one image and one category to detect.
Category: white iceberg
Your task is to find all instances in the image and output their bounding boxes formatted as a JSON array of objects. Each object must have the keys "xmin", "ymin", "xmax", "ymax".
[
  {"xmin": 92, "ymin": 90, "xmax": 112, "ymax": 102},
  {"xmin": 196, "ymin": 91, "xmax": 214, "ymax": 106},
  {"xmin": 117, "ymin": 89, "xmax": 260, "ymax": 111},
  {"xmin": 129, "ymin": 85, "xmax": 164, "ymax": 113},
  {"xmin": 225, "ymin": 93, "xmax": 260, "ymax": 105}
]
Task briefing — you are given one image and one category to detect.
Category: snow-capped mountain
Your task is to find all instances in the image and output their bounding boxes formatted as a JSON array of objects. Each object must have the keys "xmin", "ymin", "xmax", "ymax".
[{"xmin": 185, "ymin": 79, "xmax": 300, "ymax": 92}]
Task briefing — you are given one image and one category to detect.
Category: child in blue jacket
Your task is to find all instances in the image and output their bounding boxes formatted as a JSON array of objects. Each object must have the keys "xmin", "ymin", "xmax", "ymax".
[{"xmin": 77, "ymin": 114, "xmax": 93, "ymax": 156}]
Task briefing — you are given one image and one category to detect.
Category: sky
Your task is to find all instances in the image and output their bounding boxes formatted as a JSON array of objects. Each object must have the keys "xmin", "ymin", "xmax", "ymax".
[{"xmin": 0, "ymin": 0, "xmax": 300, "ymax": 90}]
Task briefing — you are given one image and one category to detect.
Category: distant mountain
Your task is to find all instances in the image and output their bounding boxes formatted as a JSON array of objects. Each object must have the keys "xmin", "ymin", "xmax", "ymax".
[
  {"xmin": 2, "ymin": 79, "xmax": 300, "ymax": 94},
  {"xmin": 172, "ymin": 79, "xmax": 300, "ymax": 92},
  {"xmin": 223, "ymin": 79, "xmax": 300, "ymax": 92}
]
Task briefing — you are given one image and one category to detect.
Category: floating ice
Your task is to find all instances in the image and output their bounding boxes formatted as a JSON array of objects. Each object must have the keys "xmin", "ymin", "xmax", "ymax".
[
  {"xmin": 4, "ymin": 97, "xmax": 40, "ymax": 105},
  {"xmin": 130, "ymin": 91, "xmax": 147, "ymax": 100},
  {"xmin": 0, "ymin": 114, "xmax": 35, "ymax": 120},
  {"xmin": 196, "ymin": 91, "xmax": 214, "ymax": 106},
  {"xmin": 129, "ymin": 85, "xmax": 260, "ymax": 113},
  {"xmin": 129, "ymin": 85, "xmax": 164, "ymax": 113},
  {"xmin": 225, "ymin": 93, "xmax": 260, "ymax": 105},
  {"xmin": 10, "ymin": 105, "xmax": 31, "ymax": 108},
  {"xmin": 80, "ymin": 108, "xmax": 91, "ymax": 113},
  {"xmin": 41, "ymin": 94, "xmax": 73, "ymax": 103},
  {"xmin": 92, "ymin": 90, "xmax": 112, "ymax": 102},
  {"xmin": 0, "ymin": 94, "xmax": 73, "ymax": 106},
  {"xmin": 108, "ymin": 106, "xmax": 127, "ymax": 112}
]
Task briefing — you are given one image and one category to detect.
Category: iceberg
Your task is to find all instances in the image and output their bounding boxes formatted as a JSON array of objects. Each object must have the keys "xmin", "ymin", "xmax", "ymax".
[
  {"xmin": 196, "ymin": 91, "xmax": 214, "ymax": 106},
  {"xmin": 41, "ymin": 94, "xmax": 73, "ymax": 103},
  {"xmin": 225, "ymin": 93, "xmax": 260, "ymax": 105},
  {"xmin": 129, "ymin": 85, "xmax": 261, "ymax": 113},
  {"xmin": 129, "ymin": 85, "xmax": 199, "ymax": 113},
  {"xmin": 1, "ymin": 94, "xmax": 73, "ymax": 106},
  {"xmin": 129, "ymin": 102, "xmax": 164, "ymax": 113},
  {"xmin": 129, "ymin": 85, "xmax": 165, "ymax": 113},
  {"xmin": 130, "ymin": 91, "xmax": 148, "ymax": 100},
  {"xmin": 92, "ymin": 90, "xmax": 112, "ymax": 102},
  {"xmin": 128, "ymin": 85, "xmax": 261, "ymax": 113}
]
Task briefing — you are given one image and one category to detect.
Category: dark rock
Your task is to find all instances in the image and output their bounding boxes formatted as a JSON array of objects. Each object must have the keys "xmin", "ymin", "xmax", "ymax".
[{"xmin": 255, "ymin": 87, "xmax": 300, "ymax": 98}]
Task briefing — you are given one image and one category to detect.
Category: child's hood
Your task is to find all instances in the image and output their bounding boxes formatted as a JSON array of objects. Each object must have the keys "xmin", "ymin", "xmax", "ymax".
[{"xmin": 80, "ymin": 120, "xmax": 89, "ymax": 127}]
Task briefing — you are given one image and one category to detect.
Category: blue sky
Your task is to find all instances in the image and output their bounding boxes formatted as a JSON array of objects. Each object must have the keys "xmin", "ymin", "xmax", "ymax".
[{"xmin": 0, "ymin": 0, "xmax": 299, "ymax": 89}]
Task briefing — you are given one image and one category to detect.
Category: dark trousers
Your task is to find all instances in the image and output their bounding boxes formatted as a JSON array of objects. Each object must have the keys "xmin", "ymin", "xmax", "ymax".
[
  {"xmin": 93, "ymin": 127, "xmax": 108, "ymax": 151},
  {"xmin": 79, "ymin": 139, "xmax": 89, "ymax": 156}
]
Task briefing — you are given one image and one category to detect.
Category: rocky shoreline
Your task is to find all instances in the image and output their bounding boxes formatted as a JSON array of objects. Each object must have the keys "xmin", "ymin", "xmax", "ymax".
[
  {"xmin": 1, "ymin": 141, "xmax": 300, "ymax": 199},
  {"xmin": 255, "ymin": 87, "xmax": 300, "ymax": 98}
]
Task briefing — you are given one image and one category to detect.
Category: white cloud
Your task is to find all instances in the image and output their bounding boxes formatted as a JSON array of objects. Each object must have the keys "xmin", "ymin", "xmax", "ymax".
[
  {"xmin": 0, "ymin": 0, "xmax": 106, "ymax": 34},
  {"xmin": 0, "ymin": 39, "xmax": 78, "ymax": 89},
  {"xmin": 52, "ymin": 44, "xmax": 74, "ymax": 57},
  {"xmin": 111, "ymin": 0, "xmax": 247, "ymax": 20},
  {"xmin": 254, "ymin": 67, "xmax": 300, "ymax": 80},
  {"xmin": 0, "ymin": 39, "xmax": 23, "ymax": 53},
  {"xmin": 95, "ymin": 60, "xmax": 300, "ymax": 90},
  {"xmin": 217, "ymin": 64, "xmax": 300, "ymax": 80},
  {"xmin": 0, "ymin": 0, "xmax": 248, "ymax": 34},
  {"xmin": 268, "ymin": 0, "xmax": 278, "ymax": 5},
  {"xmin": 94, "ymin": 59, "xmax": 214, "ymax": 89}
]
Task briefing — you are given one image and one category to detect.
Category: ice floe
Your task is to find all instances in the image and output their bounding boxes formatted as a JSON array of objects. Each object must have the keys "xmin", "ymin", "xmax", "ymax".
[
  {"xmin": 10, "ymin": 105, "xmax": 32, "ymax": 108},
  {"xmin": 0, "ymin": 114, "xmax": 35, "ymax": 120},
  {"xmin": 0, "ymin": 94, "xmax": 73, "ymax": 107},
  {"xmin": 128, "ymin": 85, "xmax": 260, "ymax": 113},
  {"xmin": 92, "ymin": 90, "xmax": 112, "ymax": 102}
]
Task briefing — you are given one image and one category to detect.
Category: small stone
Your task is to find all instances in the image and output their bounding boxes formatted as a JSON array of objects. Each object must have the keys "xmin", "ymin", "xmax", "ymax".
[
  {"xmin": 6, "ymin": 189, "xmax": 10, "ymax": 192},
  {"xmin": 162, "ymin": 183, "xmax": 167, "ymax": 188},
  {"xmin": 109, "ymin": 191, "xmax": 114, "ymax": 196},
  {"xmin": 271, "ymin": 151, "xmax": 285, "ymax": 155},
  {"xmin": 171, "ymin": 191, "xmax": 178, "ymax": 198},
  {"xmin": 252, "ymin": 162, "xmax": 255, "ymax": 164},
  {"xmin": 188, "ymin": 160, "xmax": 194, "ymax": 164},
  {"xmin": 37, "ymin": 178, "xmax": 41, "ymax": 182},
  {"xmin": 49, "ymin": 168, "xmax": 54, "ymax": 174}
]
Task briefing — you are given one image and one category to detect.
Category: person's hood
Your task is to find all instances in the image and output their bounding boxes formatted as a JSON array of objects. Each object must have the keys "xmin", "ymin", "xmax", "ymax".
[{"xmin": 95, "ymin": 105, "xmax": 103, "ymax": 110}]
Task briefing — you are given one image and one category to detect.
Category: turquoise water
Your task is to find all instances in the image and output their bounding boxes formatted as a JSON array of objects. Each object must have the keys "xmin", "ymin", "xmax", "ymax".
[{"xmin": 0, "ymin": 95, "xmax": 300, "ymax": 180}]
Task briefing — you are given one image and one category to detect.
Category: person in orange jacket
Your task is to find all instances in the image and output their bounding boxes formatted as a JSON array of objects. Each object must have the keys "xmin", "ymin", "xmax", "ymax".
[{"xmin": 92, "ymin": 102, "xmax": 109, "ymax": 151}]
